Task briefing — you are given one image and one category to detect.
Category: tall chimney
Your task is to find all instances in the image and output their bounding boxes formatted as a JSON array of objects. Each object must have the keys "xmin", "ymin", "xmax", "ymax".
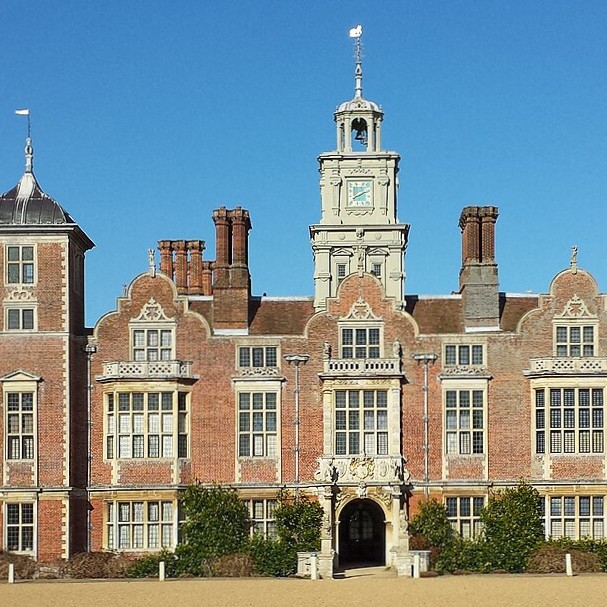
[
  {"xmin": 187, "ymin": 240, "xmax": 204, "ymax": 295},
  {"xmin": 173, "ymin": 240, "xmax": 188, "ymax": 293},
  {"xmin": 212, "ymin": 207, "xmax": 252, "ymax": 331},
  {"xmin": 158, "ymin": 240, "xmax": 174, "ymax": 279},
  {"xmin": 459, "ymin": 206, "xmax": 500, "ymax": 329}
]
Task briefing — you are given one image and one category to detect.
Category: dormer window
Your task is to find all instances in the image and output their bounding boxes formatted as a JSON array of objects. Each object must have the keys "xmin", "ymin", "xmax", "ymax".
[
  {"xmin": 555, "ymin": 325, "xmax": 595, "ymax": 357},
  {"xmin": 132, "ymin": 329, "xmax": 173, "ymax": 361},
  {"xmin": 341, "ymin": 327, "xmax": 380, "ymax": 359}
]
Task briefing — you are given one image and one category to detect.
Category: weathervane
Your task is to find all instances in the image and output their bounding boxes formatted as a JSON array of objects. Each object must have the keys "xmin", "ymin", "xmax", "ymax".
[
  {"xmin": 349, "ymin": 24, "xmax": 363, "ymax": 99},
  {"xmin": 15, "ymin": 109, "xmax": 33, "ymax": 173}
]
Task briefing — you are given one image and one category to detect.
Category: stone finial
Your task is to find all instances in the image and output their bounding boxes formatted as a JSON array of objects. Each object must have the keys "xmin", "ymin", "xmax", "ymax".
[
  {"xmin": 570, "ymin": 245, "xmax": 578, "ymax": 274},
  {"xmin": 148, "ymin": 248, "xmax": 156, "ymax": 277}
]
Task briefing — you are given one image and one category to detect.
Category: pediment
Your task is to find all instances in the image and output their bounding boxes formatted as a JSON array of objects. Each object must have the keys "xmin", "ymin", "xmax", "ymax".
[
  {"xmin": 555, "ymin": 294, "xmax": 595, "ymax": 319},
  {"xmin": 340, "ymin": 296, "xmax": 381, "ymax": 321},
  {"xmin": 131, "ymin": 298, "xmax": 175, "ymax": 322},
  {"xmin": 0, "ymin": 370, "xmax": 42, "ymax": 382}
]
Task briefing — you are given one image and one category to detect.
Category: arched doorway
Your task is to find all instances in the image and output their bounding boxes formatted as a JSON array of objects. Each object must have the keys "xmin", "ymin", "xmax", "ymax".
[{"xmin": 338, "ymin": 499, "xmax": 385, "ymax": 566}]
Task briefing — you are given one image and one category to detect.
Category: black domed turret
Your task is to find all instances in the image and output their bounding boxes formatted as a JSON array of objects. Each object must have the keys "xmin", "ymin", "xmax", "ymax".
[{"xmin": 0, "ymin": 138, "xmax": 75, "ymax": 225}]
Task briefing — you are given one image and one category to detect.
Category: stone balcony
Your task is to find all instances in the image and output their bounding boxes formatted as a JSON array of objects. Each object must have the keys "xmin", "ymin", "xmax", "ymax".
[
  {"xmin": 97, "ymin": 360, "xmax": 197, "ymax": 382},
  {"xmin": 321, "ymin": 357, "xmax": 402, "ymax": 377},
  {"xmin": 526, "ymin": 357, "xmax": 607, "ymax": 377}
]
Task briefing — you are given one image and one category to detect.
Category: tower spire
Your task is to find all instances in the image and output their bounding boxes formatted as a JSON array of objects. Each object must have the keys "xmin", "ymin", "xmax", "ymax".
[{"xmin": 349, "ymin": 25, "xmax": 363, "ymax": 99}]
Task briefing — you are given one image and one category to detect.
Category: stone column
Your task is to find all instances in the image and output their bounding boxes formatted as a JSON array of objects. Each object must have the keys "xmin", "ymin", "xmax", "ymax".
[{"xmin": 317, "ymin": 486, "xmax": 335, "ymax": 579}]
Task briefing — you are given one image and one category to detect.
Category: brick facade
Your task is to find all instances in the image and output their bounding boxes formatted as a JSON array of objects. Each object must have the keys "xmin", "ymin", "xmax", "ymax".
[{"xmin": 1, "ymin": 66, "xmax": 607, "ymax": 575}]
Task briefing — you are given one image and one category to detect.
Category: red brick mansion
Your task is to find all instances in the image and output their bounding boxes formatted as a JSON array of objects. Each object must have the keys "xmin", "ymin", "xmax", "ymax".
[{"xmin": 1, "ymin": 44, "xmax": 605, "ymax": 576}]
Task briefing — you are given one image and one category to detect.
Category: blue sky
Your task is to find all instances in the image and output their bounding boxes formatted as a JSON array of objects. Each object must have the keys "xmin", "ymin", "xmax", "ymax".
[{"xmin": 1, "ymin": 1, "xmax": 607, "ymax": 325}]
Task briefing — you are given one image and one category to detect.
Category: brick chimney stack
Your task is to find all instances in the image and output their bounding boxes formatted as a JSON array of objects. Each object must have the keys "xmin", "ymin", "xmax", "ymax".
[
  {"xmin": 212, "ymin": 206, "xmax": 252, "ymax": 331},
  {"xmin": 156, "ymin": 239, "xmax": 207, "ymax": 295},
  {"xmin": 459, "ymin": 206, "xmax": 500, "ymax": 329}
]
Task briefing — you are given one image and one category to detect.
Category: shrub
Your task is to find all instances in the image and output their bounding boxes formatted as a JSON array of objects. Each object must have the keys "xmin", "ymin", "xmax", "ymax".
[
  {"xmin": 408, "ymin": 499, "xmax": 454, "ymax": 551},
  {"xmin": 0, "ymin": 551, "xmax": 38, "ymax": 579},
  {"xmin": 127, "ymin": 549, "xmax": 178, "ymax": 578},
  {"xmin": 249, "ymin": 536, "xmax": 298, "ymax": 577},
  {"xmin": 526, "ymin": 542, "xmax": 601, "ymax": 574},
  {"xmin": 211, "ymin": 552, "xmax": 255, "ymax": 577},
  {"xmin": 61, "ymin": 552, "xmax": 132, "ymax": 579},
  {"xmin": 175, "ymin": 484, "xmax": 250, "ymax": 576},
  {"xmin": 480, "ymin": 482, "xmax": 544, "ymax": 572},
  {"xmin": 274, "ymin": 492, "xmax": 323, "ymax": 552}
]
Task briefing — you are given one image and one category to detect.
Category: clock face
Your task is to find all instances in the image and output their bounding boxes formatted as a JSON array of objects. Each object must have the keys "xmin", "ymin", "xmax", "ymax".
[{"xmin": 347, "ymin": 180, "xmax": 373, "ymax": 207}]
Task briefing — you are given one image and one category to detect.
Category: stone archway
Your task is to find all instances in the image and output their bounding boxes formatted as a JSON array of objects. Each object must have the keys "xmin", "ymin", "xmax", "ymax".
[{"xmin": 338, "ymin": 498, "xmax": 386, "ymax": 566}]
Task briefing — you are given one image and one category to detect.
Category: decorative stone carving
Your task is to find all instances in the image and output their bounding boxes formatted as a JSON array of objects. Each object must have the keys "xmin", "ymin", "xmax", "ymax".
[
  {"xmin": 557, "ymin": 294, "xmax": 594, "ymax": 319},
  {"xmin": 398, "ymin": 507, "xmax": 409, "ymax": 540},
  {"xmin": 570, "ymin": 245, "xmax": 578, "ymax": 273},
  {"xmin": 148, "ymin": 249, "xmax": 156, "ymax": 277},
  {"xmin": 341, "ymin": 296, "xmax": 380, "ymax": 321},
  {"xmin": 323, "ymin": 342, "xmax": 332, "ymax": 360},
  {"xmin": 374, "ymin": 489, "xmax": 393, "ymax": 508},
  {"xmin": 132, "ymin": 298, "xmax": 174, "ymax": 322},
  {"xmin": 314, "ymin": 455, "xmax": 410, "ymax": 484},
  {"xmin": 392, "ymin": 339, "xmax": 401, "ymax": 359},
  {"xmin": 440, "ymin": 365, "xmax": 487, "ymax": 376},
  {"xmin": 238, "ymin": 367, "xmax": 280, "ymax": 377},
  {"xmin": 5, "ymin": 288, "xmax": 35, "ymax": 301},
  {"xmin": 356, "ymin": 481, "xmax": 368, "ymax": 499}
]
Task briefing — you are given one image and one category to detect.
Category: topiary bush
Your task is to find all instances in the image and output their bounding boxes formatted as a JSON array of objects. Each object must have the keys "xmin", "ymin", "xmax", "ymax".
[{"xmin": 127, "ymin": 549, "xmax": 178, "ymax": 578}]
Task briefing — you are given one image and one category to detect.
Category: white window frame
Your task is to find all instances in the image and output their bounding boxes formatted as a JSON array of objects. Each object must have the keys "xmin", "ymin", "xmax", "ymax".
[
  {"xmin": 5, "ymin": 391, "xmax": 36, "ymax": 461},
  {"xmin": 445, "ymin": 496, "xmax": 485, "ymax": 538},
  {"xmin": 443, "ymin": 379, "xmax": 487, "ymax": 456},
  {"xmin": 246, "ymin": 498, "xmax": 278, "ymax": 539},
  {"xmin": 4, "ymin": 502, "xmax": 35, "ymax": 553},
  {"xmin": 106, "ymin": 500, "xmax": 176, "ymax": 551},
  {"xmin": 334, "ymin": 388, "xmax": 389, "ymax": 456},
  {"xmin": 554, "ymin": 322, "xmax": 597, "ymax": 358},
  {"xmin": 130, "ymin": 325, "xmax": 175, "ymax": 362},
  {"xmin": 237, "ymin": 391, "xmax": 278, "ymax": 458},
  {"xmin": 105, "ymin": 390, "xmax": 189, "ymax": 460},
  {"xmin": 6, "ymin": 244, "xmax": 35, "ymax": 285},
  {"xmin": 340, "ymin": 324, "xmax": 382, "ymax": 359},
  {"xmin": 5, "ymin": 305, "xmax": 36, "ymax": 332},
  {"xmin": 237, "ymin": 345, "xmax": 278, "ymax": 369},
  {"xmin": 534, "ymin": 386, "xmax": 604, "ymax": 455},
  {"xmin": 444, "ymin": 344, "xmax": 484, "ymax": 367},
  {"xmin": 546, "ymin": 495, "xmax": 604, "ymax": 540}
]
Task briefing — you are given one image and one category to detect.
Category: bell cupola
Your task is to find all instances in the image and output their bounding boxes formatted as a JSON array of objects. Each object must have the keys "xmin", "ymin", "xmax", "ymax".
[{"xmin": 310, "ymin": 26, "xmax": 410, "ymax": 311}]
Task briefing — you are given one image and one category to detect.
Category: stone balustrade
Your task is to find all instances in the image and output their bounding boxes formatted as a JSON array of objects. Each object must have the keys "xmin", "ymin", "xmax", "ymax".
[
  {"xmin": 323, "ymin": 357, "xmax": 401, "ymax": 376},
  {"xmin": 98, "ymin": 360, "xmax": 195, "ymax": 381},
  {"xmin": 526, "ymin": 357, "xmax": 607, "ymax": 376}
]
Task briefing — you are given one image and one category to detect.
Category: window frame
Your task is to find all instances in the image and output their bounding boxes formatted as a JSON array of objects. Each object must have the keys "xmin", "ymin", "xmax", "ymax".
[
  {"xmin": 5, "ymin": 391, "xmax": 35, "ymax": 461},
  {"xmin": 546, "ymin": 495, "xmax": 605, "ymax": 540},
  {"xmin": 443, "ymin": 380, "xmax": 487, "ymax": 456},
  {"xmin": 444, "ymin": 344, "xmax": 484, "ymax": 367},
  {"xmin": 334, "ymin": 388, "xmax": 389, "ymax": 456},
  {"xmin": 130, "ymin": 325, "xmax": 175, "ymax": 362},
  {"xmin": 5, "ymin": 306, "xmax": 36, "ymax": 332},
  {"xmin": 106, "ymin": 499, "xmax": 177, "ymax": 551},
  {"xmin": 246, "ymin": 498, "xmax": 278, "ymax": 539},
  {"xmin": 553, "ymin": 321, "xmax": 597, "ymax": 358},
  {"xmin": 534, "ymin": 386, "xmax": 604, "ymax": 455},
  {"xmin": 6, "ymin": 244, "xmax": 35, "ymax": 286},
  {"xmin": 4, "ymin": 502, "xmax": 35, "ymax": 553},
  {"xmin": 237, "ymin": 345, "xmax": 278, "ymax": 370},
  {"xmin": 445, "ymin": 496, "xmax": 485, "ymax": 538},
  {"xmin": 237, "ymin": 391, "xmax": 278, "ymax": 458},
  {"xmin": 105, "ymin": 390, "xmax": 189, "ymax": 460},
  {"xmin": 340, "ymin": 324, "xmax": 382, "ymax": 359}
]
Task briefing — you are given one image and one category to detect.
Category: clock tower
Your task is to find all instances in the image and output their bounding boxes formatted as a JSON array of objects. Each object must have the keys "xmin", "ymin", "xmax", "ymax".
[{"xmin": 310, "ymin": 28, "xmax": 409, "ymax": 311}]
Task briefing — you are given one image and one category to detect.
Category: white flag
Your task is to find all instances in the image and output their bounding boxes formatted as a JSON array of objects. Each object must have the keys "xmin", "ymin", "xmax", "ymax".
[
  {"xmin": 349, "ymin": 25, "xmax": 362, "ymax": 38},
  {"xmin": 15, "ymin": 109, "xmax": 30, "ymax": 116}
]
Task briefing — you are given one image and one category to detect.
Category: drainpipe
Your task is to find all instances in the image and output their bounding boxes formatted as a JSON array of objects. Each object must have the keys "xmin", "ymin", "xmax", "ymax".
[
  {"xmin": 85, "ymin": 344, "xmax": 97, "ymax": 552},
  {"xmin": 412, "ymin": 353, "xmax": 437, "ymax": 500},
  {"xmin": 284, "ymin": 354, "xmax": 309, "ymax": 490}
]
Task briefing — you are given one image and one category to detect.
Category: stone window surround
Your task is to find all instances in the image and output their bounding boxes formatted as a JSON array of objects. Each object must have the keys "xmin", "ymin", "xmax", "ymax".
[
  {"xmin": 4, "ymin": 501, "xmax": 35, "ymax": 553},
  {"xmin": 532, "ymin": 379, "xmax": 604, "ymax": 456},
  {"xmin": 553, "ymin": 321, "xmax": 597, "ymax": 358},
  {"xmin": 103, "ymin": 386, "xmax": 189, "ymax": 461},
  {"xmin": 5, "ymin": 243, "xmax": 36, "ymax": 286},
  {"xmin": 339, "ymin": 323, "xmax": 383, "ymax": 359},
  {"xmin": 245, "ymin": 498, "xmax": 278, "ymax": 539},
  {"xmin": 130, "ymin": 324, "xmax": 176, "ymax": 362},
  {"xmin": 2, "ymin": 374, "xmax": 39, "ymax": 465},
  {"xmin": 442, "ymin": 378, "xmax": 487, "ymax": 457},
  {"xmin": 445, "ymin": 495, "xmax": 485, "ymax": 538},
  {"xmin": 4, "ymin": 304, "xmax": 37, "ymax": 332},
  {"xmin": 105, "ymin": 499, "xmax": 178, "ymax": 551},
  {"xmin": 234, "ymin": 379, "xmax": 282, "ymax": 460},
  {"xmin": 544, "ymin": 495, "xmax": 605, "ymax": 540}
]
